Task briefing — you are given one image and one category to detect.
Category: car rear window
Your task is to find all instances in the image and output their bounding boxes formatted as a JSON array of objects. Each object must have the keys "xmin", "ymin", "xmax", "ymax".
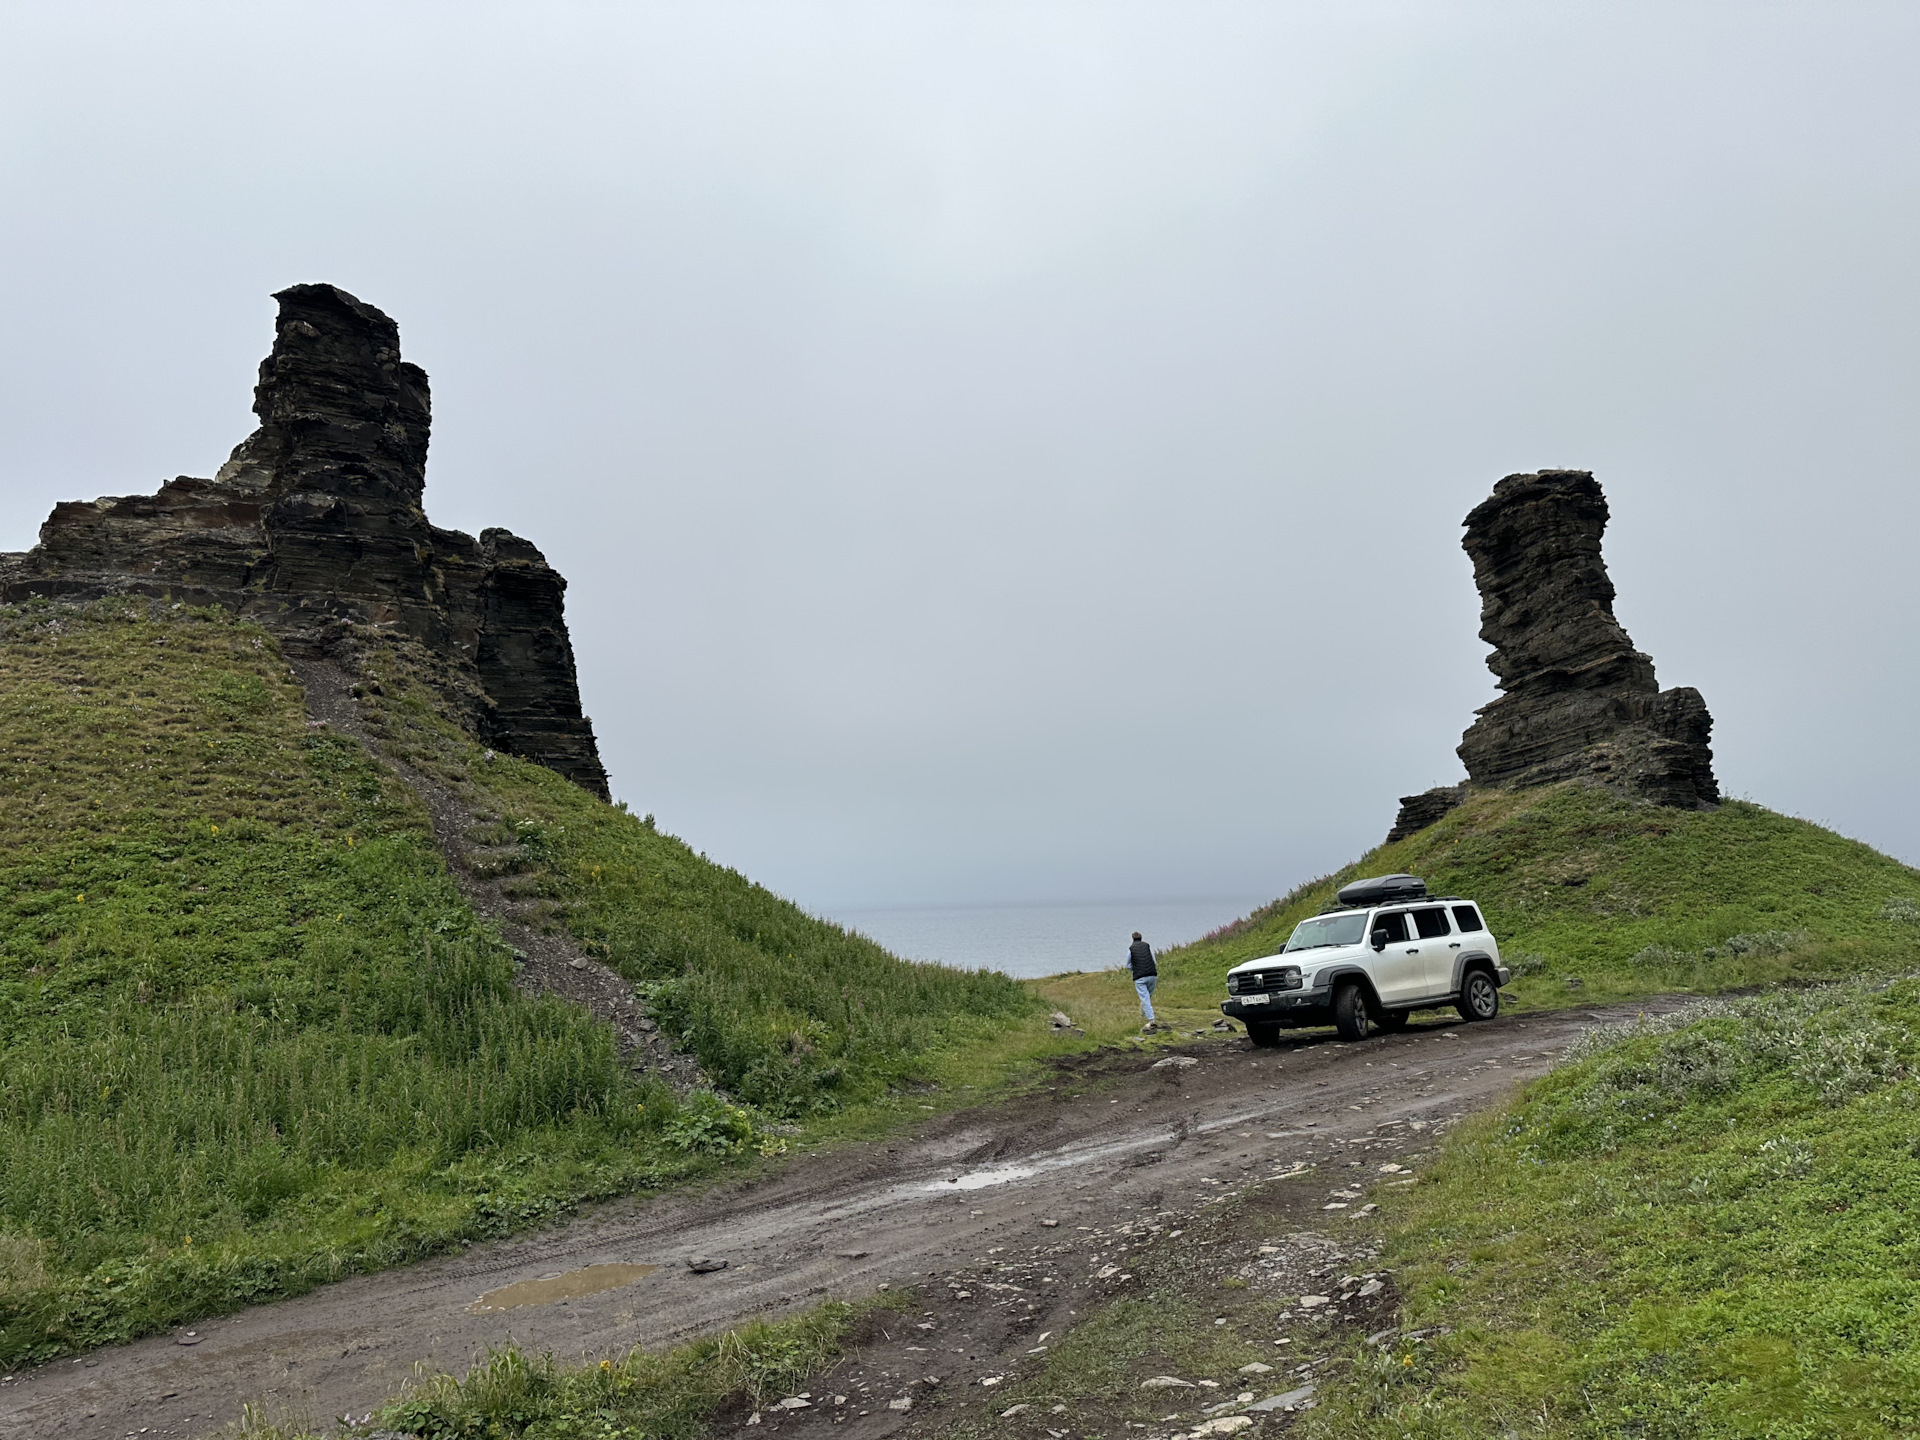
[
  {"xmin": 1451, "ymin": 904, "xmax": 1484, "ymax": 932},
  {"xmin": 1412, "ymin": 907, "xmax": 1452, "ymax": 940}
]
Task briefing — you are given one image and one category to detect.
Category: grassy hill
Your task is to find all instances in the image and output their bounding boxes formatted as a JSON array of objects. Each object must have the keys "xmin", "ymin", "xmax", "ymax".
[
  {"xmin": 346, "ymin": 653, "xmax": 1035, "ymax": 1120},
  {"xmin": 234, "ymin": 729, "xmax": 1920, "ymax": 1437},
  {"xmin": 1033, "ymin": 783, "xmax": 1920, "ymax": 1031},
  {"xmin": 0, "ymin": 597, "xmax": 1032, "ymax": 1364},
  {"xmin": 1027, "ymin": 783, "xmax": 1920, "ymax": 1438}
]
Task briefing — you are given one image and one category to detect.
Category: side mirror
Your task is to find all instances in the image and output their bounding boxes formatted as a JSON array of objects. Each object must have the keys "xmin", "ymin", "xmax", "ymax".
[{"xmin": 1370, "ymin": 928, "xmax": 1389, "ymax": 951}]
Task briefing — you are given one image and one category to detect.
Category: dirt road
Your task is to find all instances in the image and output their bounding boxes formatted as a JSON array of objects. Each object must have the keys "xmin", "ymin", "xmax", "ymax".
[{"xmin": 1, "ymin": 1002, "xmax": 1670, "ymax": 1440}]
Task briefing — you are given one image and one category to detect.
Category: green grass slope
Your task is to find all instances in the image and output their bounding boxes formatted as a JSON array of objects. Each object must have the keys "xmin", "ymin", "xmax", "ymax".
[
  {"xmin": 0, "ymin": 598, "xmax": 1031, "ymax": 1364},
  {"xmin": 1306, "ymin": 979, "xmax": 1920, "ymax": 1438},
  {"xmin": 351, "ymin": 656, "xmax": 1035, "ymax": 1117},
  {"xmin": 1151, "ymin": 783, "xmax": 1920, "ymax": 1015}
]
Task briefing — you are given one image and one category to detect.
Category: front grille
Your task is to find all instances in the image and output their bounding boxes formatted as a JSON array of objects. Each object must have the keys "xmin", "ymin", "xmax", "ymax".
[{"xmin": 1229, "ymin": 968, "xmax": 1302, "ymax": 995}]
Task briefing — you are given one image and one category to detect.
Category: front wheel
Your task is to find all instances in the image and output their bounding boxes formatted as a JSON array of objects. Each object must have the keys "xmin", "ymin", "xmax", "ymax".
[
  {"xmin": 1247, "ymin": 1022, "xmax": 1282, "ymax": 1048},
  {"xmin": 1456, "ymin": 968, "xmax": 1500, "ymax": 1022},
  {"xmin": 1332, "ymin": 983, "xmax": 1374, "ymax": 1041}
]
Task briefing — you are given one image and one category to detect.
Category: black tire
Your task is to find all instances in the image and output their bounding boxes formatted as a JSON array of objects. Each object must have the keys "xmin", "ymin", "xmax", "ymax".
[
  {"xmin": 1456, "ymin": 968, "xmax": 1500, "ymax": 1022},
  {"xmin": 1332, "ymin": 983, "xmax": 1374, "ymax": 1041},
  {"xmin": 1375, "ymin": 1009, "xmax": 1410, "ymax": 1032},
  {"xmin": 1247, "ymin": 1022, "xmax": 1282, "ymax": 1048}
]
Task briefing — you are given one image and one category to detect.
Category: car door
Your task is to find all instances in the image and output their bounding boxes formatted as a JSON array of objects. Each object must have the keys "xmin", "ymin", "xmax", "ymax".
[
  {"xmin": 1367, "ymin": 909, "xmax": 1423, "ymax": 1003},
  {"xmin": 1409, "ymin": 905, "xmax": 1458, "ymax": 998}
]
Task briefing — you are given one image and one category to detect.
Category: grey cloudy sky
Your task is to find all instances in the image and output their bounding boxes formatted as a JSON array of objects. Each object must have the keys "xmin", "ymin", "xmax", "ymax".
[{"xmin": 4, "ymin": 3, "xmax": 1917, "ymax": 910}]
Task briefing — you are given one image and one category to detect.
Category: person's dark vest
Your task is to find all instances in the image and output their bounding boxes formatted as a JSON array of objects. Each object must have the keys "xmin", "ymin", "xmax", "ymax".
[{"xmin": 1128, "ymin": 940, "xmax": 1156, "ymax": 978}]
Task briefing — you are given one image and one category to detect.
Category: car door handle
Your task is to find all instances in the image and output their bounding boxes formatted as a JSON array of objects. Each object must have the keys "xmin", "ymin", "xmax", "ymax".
[
  {"xmin": 1448, "ymin": 942, "xmax": 1461, "ymax": 948},
  {"xmin": 1406, "ymin": 947, "xmax": 1419, "ymax": 954}
]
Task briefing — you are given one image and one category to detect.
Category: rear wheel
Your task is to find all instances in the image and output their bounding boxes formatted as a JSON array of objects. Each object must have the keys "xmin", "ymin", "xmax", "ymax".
[
  {"xmin": 1332, "ymin": 983, "xmax": 1374, "ymax": 1041},
  {"xmin": 1247, "ymin": 1022, "xmax": 1282, "ymax": 1048},
  {"xmin": 1456, "ymin": 968, "xmax": 1500, "ymax": 1022}
]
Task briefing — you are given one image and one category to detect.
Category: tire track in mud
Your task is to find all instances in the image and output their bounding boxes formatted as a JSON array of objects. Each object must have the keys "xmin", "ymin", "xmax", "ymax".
[{"xmin": 1, "ymin": 1001, "xmax": 1682, "ymax": 1440}]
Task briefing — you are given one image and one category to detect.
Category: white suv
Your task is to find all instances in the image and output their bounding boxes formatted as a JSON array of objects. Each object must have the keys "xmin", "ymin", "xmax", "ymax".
[{"xmin": 1220, "ymin": 874, "xmax": 1509, "ymax": 1044}]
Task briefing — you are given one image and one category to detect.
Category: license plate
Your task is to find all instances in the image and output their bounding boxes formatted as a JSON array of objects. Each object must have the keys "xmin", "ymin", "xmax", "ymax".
[{"xmin": 1239, "ymin": 993, "xmax": 1270, "ymax": 1005}]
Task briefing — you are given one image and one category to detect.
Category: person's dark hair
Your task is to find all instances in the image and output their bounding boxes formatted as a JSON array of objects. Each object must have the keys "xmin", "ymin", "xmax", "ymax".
[{"xmin": 1132, "ymin": 931, "xmax": 1142, "ymax": 941}]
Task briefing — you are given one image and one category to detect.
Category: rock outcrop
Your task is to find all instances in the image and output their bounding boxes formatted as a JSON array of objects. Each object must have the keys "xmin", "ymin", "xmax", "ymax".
[
  {"xmin": 1385, "ymin": 785, "xmax": 1466, "ymax": 844},
  {"xmin": 1387, "ymin": 469, "xmax": 1717, "ymax": 844},
  {"xmin": 1456, "ymin": 469, "xmax": 1716, "ymax": 806},
  {"xmin": 0, "ymin": 284, "xmax": 610, "ymax": 797}
]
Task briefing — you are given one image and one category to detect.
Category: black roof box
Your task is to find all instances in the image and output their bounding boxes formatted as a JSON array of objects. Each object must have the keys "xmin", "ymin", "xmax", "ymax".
[{"xmin": 1336, "ymin": 873, "xmax": 1428, "ymax": 906}]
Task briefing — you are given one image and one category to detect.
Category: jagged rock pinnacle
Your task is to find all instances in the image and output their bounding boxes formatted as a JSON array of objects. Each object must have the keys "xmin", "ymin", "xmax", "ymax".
[
  {"xmin": 1389, "ymin": 469, "xmax": 1717, "ymax": 841},
  {"xmin": 0, "ymin": 284, "xmax": 611, "ymax": 799}
]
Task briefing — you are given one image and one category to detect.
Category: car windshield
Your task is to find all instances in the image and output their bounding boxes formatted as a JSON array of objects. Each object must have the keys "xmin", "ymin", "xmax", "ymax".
[{"xmin": 1283, "ymin": 912, "xmax": 1369, "ymax": 952}]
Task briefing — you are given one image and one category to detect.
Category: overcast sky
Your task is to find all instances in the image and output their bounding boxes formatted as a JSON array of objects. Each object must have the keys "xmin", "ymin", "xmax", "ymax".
[{"xmin": 4, "ymin": 3, "xmax": 1918, "ymax": 910}]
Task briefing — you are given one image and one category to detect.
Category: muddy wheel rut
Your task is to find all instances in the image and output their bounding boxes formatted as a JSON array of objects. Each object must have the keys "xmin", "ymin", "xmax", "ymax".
[{"xmin": 0, "ymin": 1000, "xmax": 1683, "ymax": 1440}]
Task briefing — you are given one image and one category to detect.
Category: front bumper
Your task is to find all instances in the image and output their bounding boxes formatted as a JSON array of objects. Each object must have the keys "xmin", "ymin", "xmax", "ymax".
[{"xmin": 1221, "ymin": 986, "xmax": 1329, "ymax": 1023}]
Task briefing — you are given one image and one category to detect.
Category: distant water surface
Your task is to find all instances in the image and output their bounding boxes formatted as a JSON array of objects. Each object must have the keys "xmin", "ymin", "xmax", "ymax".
[{"xmin": 823, "ymin": 897, "xmax": 1272, "ymax": 979}]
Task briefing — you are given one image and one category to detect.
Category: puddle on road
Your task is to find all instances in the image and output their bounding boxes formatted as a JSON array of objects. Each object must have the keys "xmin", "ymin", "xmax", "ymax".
[
  {"xmin": 923, "ymin": 1166, "xmax": 1037, "ymax": 1192},
  {"xmin": 469, "ymin": 1263, "xmax": 658, "ymax": 1312}
]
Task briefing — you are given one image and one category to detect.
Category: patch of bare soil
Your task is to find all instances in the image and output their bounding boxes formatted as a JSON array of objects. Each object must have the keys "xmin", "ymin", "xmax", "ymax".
[
  {"xmin": 724, "ymin": 1169, "xmax": 1410, "ymax": 1440},
  {"xmin": 0, "ymin": 1001, "xmax": 1686, "ymax": 1439}
]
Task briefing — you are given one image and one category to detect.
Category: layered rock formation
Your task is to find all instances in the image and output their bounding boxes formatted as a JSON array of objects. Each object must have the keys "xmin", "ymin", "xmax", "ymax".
[
  {"xmin": 0, "ymin": 284, "xmax": 610, "ymax": 797},
  {"xmin": 1388, "ymin": 469, "xmax": 1717, "ymax": 841}
]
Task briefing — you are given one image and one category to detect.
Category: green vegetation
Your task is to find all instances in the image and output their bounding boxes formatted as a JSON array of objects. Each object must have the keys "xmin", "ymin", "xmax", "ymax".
[
  {"xmin": 0, "ymin": 599, "xmax": 718, "ymax": 1363},
  {"xmin": 0, "ymin": 599, "xmax": 1029, "ymax": 1365},
  {"xmin": 1016, "ymin": 785, "xmax": 1920, "ymax": 1439},
  {"xmin": 355, "ymin": 652, "xmax": 1036, "ymax": 1117},
  {"xmin": 238, "ymin": 1295, "xmax": 898, "ymax": 1439},
  {"xmin": 1148, "ymin": 782, "xmax": 1920, "ymax": 1014},
  {"xmin": 382, "ymin": 1296, "xmax": 887, "ymax": 1439},
  {"xmin": 1306, "ymin": 977, "xmax": 1920, "ymax": 1438}
]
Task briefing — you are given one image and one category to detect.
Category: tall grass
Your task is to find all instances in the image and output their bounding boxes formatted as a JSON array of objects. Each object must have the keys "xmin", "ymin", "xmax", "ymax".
[
  {"xmin": 0, "ymin": 940, "xmax": 628, "ymax": 1253},
  {"xmin": 361, "ymin": 670, "xmax": 1038, "ymax": 1117},
  {"xmin": 0, "ymin": 603, "xmax": 722, "ymax": 1362}
]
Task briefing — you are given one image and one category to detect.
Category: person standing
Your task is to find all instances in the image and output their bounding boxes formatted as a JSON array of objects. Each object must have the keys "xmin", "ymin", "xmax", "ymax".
[{"xmin": 1127, "ymin": 931, "xmax": 1158, "ymax": 1029}]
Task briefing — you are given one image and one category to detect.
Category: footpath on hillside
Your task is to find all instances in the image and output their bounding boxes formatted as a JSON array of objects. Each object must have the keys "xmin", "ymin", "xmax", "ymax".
[{"xmin": 0, "ymin": 1000, "xmax": 1680, "ymax": 1440}]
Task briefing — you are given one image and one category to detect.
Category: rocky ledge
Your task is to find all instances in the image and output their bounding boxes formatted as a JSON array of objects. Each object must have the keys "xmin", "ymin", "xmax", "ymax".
[
  {"xmin": 1389, "ymin": 469, "xmax": 1717, "ymax": 841},
  {"xmin": 0, "ymin": 284, "xmax": 609, "ymax": 797}
]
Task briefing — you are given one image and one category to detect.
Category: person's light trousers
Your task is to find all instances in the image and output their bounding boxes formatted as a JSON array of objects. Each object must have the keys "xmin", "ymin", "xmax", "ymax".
[{"xmin": 1134, "ymin": 974, "xmax": 1157, "ymax": 1020}]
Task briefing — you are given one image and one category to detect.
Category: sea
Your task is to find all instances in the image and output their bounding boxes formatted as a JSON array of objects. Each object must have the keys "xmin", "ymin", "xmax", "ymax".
[{"xmin": 820, "ymin": 896, "xmax": 1272, "ymax": 980}]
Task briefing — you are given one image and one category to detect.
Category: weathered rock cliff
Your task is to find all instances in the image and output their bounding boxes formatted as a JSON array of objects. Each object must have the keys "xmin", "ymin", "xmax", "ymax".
[
  {"xmin": 1387, "ymin": 469, "xmax": 1716, "ymax": 842},
  {"xmin": 0, "ymin": 284, "xmax": 610, "ymax": 797}
]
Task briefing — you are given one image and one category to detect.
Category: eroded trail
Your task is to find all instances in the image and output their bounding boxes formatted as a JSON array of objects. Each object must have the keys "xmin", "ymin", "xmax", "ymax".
[{"xmin": 2, "ymin": 1002, "xmax": 1672, "ymax": 1440}]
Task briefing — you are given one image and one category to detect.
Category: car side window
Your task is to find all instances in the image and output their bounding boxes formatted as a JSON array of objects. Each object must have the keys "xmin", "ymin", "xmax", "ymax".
[
  {"xmin": 1451, "ymin": 904, "xmax": 1484, "ymax": 932},
  {"xmin": 1372, "ymin": 911, "xmax": 1410, "ymax": 944},
  {"xmin": 1412, "ymin": 907, "xmax": 1452, "ymax": 940}
]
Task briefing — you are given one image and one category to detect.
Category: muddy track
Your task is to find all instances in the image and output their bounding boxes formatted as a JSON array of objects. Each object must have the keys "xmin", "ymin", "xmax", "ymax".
[
  {"xmin": 288, "ymin": 657, "xmax": 704, "ymax": 1089},
  {"xmin": 0, "ymin": 1000, "xmax": 1683, "ymax": 1439}
]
